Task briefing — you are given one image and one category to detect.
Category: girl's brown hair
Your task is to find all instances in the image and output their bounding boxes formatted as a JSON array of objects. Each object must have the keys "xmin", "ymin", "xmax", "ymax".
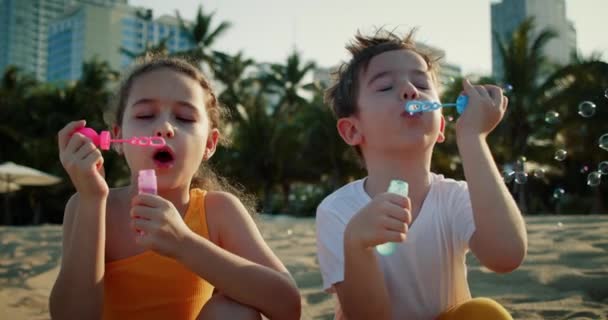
[{"xmin": 106, "ymin": 55, "xmax": 256, "ymax": 214}]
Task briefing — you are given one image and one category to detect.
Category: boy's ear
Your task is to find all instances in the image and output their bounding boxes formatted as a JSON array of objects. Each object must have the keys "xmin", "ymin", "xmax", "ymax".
[
  {"xmin": 337, "ymin": 117, "xmax": 363, "ymax": 146},
  {"xmin": 203, "ymin": 128, "xmax": 220, "ymax": 160},
  {"xmin": 437, "ymin": 115, "xmax": 445, "ymax": 143}
]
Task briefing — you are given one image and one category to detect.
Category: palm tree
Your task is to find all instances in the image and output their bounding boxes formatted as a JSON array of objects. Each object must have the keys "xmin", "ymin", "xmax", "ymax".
[
  {"xmin": 494, "ymin": 17, "xmax": 558, "ymax": 159},
  {"xmin": 262, "ymin": 51, "xmax": 316, "ymax": 118},
  {"xmin": 175, "ymin": 5, "xmax": 231, "ymax": 72},
  {"xmin": 211, "ymin": 51, "xmax": 255, "ymax": 122},
  {"xmin": 120, "ymin": 38, "xmax": 170, "ymax": 61}
]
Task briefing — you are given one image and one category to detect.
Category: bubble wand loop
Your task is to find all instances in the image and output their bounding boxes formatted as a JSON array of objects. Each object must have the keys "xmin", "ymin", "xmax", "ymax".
[
  {"xmin": 405, "ymin": 94, "xmax": 469, "ymax": 115},
  {"xmin": 74, "ymin": 127, "xmax": 166, "ymax": 150}
]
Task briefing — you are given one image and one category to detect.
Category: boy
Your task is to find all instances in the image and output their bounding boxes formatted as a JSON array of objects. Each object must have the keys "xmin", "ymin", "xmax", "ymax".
[{"xmin": 315, "ymin": 29, "xmax": 527, "ymax": 320}]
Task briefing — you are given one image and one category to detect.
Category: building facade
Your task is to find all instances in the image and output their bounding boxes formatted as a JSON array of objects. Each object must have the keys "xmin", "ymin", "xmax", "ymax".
[
  {"xmin": 0, "ymin": 0, "xmax": 127, "ymax": 81},
  {"xmin": 47, "ymin": 2, "xmax": 194, "ymax": 82},
  {"xmin": 491, "ymin": 0, "xmax": 576, "ymax": 79}
]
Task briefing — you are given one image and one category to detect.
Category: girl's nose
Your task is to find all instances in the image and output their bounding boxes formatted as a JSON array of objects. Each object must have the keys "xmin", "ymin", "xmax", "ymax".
[{"xmin": 155, "ymin": 123, "xmax": 174, "ymax": 138}]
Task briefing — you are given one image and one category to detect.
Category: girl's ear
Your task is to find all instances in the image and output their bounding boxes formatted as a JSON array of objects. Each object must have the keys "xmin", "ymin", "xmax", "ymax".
[
  {"xmin": 337, "ymin": 116, "xmax": 363, "ymax": 146},
  {"xmin": 111, "ymin": 125, "xmax": 123, "ymax": 154},
  {"xmin": 203, "ymin": 128, "xmax": 220, "ymax": 160},
  {"xmin": 437, "ymin": 115, "xmax": 445, "ymax": 143}
]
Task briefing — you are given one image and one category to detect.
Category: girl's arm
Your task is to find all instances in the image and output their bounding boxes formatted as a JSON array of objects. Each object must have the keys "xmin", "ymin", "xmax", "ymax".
[
  {"xmin": 175, "ymin": 192, "xmax": 301, "ymax": 320},
  {"xmin": 50, "ymin": 120, "xmax": 109, "ymax": 319},
  {"xmin": 49, "ymin": 193, "xmax": 107, "ymax": 320}
]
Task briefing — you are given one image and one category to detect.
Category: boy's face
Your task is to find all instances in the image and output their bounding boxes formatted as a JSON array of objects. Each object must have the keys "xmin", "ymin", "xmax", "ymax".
[{"xmin": 338, "ymin": 49, "xmax": 445, "ymax": 158}]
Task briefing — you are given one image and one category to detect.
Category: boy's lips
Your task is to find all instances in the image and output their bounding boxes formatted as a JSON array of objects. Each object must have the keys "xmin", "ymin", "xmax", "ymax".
[
  {"xmin": 152, "ymin": 146, "xmax": 175, "ymax": 169},
  {"xmin": 401, "ymin": 110, "xmax": 423, "ymax": 119}
]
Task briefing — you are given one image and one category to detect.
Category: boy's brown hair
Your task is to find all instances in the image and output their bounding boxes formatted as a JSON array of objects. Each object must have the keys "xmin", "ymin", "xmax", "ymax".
[{"xmin": 325, "ymin": 28, "xmax": 443, "ymax": 158}]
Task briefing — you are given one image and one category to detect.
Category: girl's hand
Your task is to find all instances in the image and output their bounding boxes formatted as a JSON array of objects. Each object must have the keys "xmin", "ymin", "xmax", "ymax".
[
  {"xmin": 130, "ymin": 194, "xmax": 194, "ymax": 258},
  {"xmin": 455, "ymin": 79, "xmax": 508, "ymax": 139},
  {"xmin": 58, "ymin": 120, "xmax": 109, "ymax": 198}
]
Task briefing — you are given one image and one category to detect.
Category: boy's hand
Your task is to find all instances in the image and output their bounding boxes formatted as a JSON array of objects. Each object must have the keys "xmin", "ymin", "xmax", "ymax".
[
  {"xmin": 58, "ymin": 120, "xmax": 109, "ymax": 198},
  {"xmin": 456, "ymin": 79, "xmax": 508, "ymax": 139},
  {"xmin": 130, "ymin": 194, "xmax": 195, "ymax": 258},
  {"xmin": 344, "ymin": 192, "xmax": 411, "ymax": 250}
]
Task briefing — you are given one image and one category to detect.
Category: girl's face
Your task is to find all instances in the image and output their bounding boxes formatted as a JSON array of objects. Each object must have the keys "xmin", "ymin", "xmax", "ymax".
[{"xmin": 117, "ymin": 67, "xmax": 219, "ymax": 189}]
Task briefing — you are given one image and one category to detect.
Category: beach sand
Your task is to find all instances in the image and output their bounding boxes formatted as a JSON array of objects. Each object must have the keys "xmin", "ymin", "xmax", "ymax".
[{"xmin": 1, "ymin": 215, "xmax": 607, "ymax": 319}]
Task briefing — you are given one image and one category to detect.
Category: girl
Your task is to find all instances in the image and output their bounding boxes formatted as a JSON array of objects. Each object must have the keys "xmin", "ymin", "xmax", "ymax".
[{"xmin": 49, "ymin": 56, "xmax": 301, "ymax": 320}]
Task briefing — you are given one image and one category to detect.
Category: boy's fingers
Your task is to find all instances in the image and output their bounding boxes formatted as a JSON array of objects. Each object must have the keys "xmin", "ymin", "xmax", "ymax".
[
  {"xmin": 502, "ymin": 96, "xmax": 509, "ymax": 111},
  {"xmin": 58, "ymin": 120, "xmax": 86, "ymax": 150},
  {"xmin": 462, "ymin": 79, "xmax": 478, "ymax": 98}
]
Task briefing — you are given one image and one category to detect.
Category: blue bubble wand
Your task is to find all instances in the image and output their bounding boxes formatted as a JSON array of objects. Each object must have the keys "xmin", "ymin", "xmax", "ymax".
[{"xmin": 404, "ymin": 94, "xmax": 469, "ymax": 115}]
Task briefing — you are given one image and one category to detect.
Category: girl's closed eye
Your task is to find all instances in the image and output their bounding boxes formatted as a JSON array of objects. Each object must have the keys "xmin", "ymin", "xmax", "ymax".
[{"xmin": 135, "ymin": 114, "xmax": 155, "ymax": 120}]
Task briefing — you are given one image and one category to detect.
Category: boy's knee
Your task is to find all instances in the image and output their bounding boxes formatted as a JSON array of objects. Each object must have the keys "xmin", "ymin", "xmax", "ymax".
[
  {"xmin": 197, "ymin": 293, "xmax": 262, "ymax": 320},
  {"xmin": 438, "ymin": 298, "xmax": 512, "ymax": 320},
  {"xmin": 454, "ymin": 298, "xmax": 512, "ymax": 320}
]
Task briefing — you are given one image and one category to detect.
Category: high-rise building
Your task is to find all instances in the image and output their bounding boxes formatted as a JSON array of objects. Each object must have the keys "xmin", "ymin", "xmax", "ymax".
[
  {"xmin": 47, "ymin": 3, "xmax": 194, "ymax": 82},
  {"xmin": 0, "ymin": 0, "xmax": 126, "ymax": 81},
  {"xmin": 491, "ymin": 0, "xmax": 576, "ymax": 79}
]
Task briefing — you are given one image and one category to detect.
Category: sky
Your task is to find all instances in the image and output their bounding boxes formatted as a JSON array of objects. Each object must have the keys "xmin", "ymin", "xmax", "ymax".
[{"xmin": 130, "ymin": 0, "xmax": 607, "ymax": 75}]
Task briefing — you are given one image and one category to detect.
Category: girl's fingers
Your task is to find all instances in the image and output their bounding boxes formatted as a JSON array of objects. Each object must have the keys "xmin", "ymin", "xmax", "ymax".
[
  {"xmin": 58, "ymin": 120, "xmax": 86, "ymax": 150},
  {"xmin": 65, "ymin": 133, "xmax": 88, "ymax": 156},
  {"xmin": 82, "ymin": 149, "xmax": 103, "ymax": 170},
  {"xmin": 130, "ymin": 206, "xmax": 157, "ymax": 220},
  {"xmin": 74, "ymin": 141, "xmax": 97, "ymax": 161}
]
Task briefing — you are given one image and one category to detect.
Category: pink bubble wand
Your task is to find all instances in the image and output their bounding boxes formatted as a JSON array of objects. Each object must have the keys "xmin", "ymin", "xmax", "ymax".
[{"xmin": 75, "ymin": 127, "xmax": 165, "ymax": 150}]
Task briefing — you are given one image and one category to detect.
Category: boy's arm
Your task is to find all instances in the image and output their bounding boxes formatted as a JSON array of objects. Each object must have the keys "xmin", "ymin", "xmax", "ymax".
[
  {"xmin": 458, "ymin": 135, "xmax": 526, "ymax": 272},
  {"xmin": 49, "ymin": 193, "xmax": 107, "ymax": 320},
  {"xmin": 175, "ymin": 192, "xmax": 301, "ymax": 320},
  {"xmin": 333, "ymin": 193, "xmax": 410, "ymax": 320},
  {"xmin": 334, "ymin": 243, "xmax": 392, "ymax": 320},
  {"xmin": 456, "ymin": 80, "xmax": 527, "ymax": 273}
]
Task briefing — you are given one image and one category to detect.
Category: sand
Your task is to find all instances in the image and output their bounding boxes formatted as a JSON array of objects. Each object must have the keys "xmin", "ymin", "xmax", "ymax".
[{"xmin": 1, "ymin": 215, "xmax": 607, "ymax": 319}]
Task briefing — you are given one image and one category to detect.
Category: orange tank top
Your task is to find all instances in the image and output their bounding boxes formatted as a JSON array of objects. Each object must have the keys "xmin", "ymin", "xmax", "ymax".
[{"xmin": 103, "ymin": 189, "xmax": 214, "ymax": 319}]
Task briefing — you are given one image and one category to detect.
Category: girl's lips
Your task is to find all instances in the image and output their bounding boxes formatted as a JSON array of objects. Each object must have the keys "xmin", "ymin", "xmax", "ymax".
[{"xmin": 152, "ymin": 146, "xmax": 175, "ymax": 169}]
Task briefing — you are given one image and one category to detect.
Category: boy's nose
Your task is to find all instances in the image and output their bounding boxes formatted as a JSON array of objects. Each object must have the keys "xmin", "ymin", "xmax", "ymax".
[{"xmin": 401, "ymin": 82, "xmax": 419, "ymax": 100}]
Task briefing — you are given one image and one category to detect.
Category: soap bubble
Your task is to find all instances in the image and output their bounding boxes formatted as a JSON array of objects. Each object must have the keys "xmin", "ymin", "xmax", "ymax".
[
  {"xmin": 447, "ymin": 115, "xmax": 454, "ymax": 122},
  {"xmin": 553, "ymin": 188, "xmax": 565, "ymax": 200},
  {"xmin": 502, "ymin": 84, "xmax": 513, "ymax": 93},
  {"xmin": 580, "ymin": 165, "xmax": 590, "ymax": 174},
  {"xmin": 514, "ymin": 156, "xmax": 526, "ymax": 172},
  {"xmin": 587, "ymin": 171, "xmax": 602, "ymax": 187},
  {"xmin": 503, "ymin": 170, "xmax": 515, "ymax": 183},
  {"xmin": 598, "ymin": 161, "xmax": 608, "ymax": 175},
  {"xmin": 605, "ymin": 89, "xmax": 608, "ymax": 99},
  {"xmin": 578, "ymin": 101, "xmax": 596, "ymax": 118},
  {"xmin": 545, "ymin": 111, "xmax": 560, "ymax": 124},
  {"xmin": 514, "ymin": 172, "xmax": 528, "ymax": 184},
  {"xmin": 533, "ymin": 168, "xmax": 546, "ymax": 179},
  {"xmin": 599, "ymin": 134, "xmax": 608, "ymax": 151},
  {"xmin": 554, "ymin": 149, "xmax": 567, "ymax": 161}
]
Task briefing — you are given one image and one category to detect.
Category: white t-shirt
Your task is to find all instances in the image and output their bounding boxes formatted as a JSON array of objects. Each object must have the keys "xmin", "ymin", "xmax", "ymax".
[{"xmin": 315, "ymin": 173, "xmax": 476, "ymax": 320}]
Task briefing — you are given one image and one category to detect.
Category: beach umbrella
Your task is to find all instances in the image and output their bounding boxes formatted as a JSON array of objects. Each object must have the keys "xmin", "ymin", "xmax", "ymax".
[
  {"xmin": 0, "ymin": 182, "xmax": 21, "ymax": 193},
  {"xmin": 0, "ymin": 162, "xmax": 62, "ymax": 224}
]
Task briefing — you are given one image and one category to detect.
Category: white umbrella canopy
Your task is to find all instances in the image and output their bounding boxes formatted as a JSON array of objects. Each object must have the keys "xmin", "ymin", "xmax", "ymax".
[
  {"xmin": 0, "ymin": 162, "xmax": 62, "ymax": 225},
  {"xmin": 0, "ymin": 182, "xmax": 21, "ymax": 193},
  {"xmin": 0, "ymin": 162, "xmax": 62, "ymax": 186}
]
